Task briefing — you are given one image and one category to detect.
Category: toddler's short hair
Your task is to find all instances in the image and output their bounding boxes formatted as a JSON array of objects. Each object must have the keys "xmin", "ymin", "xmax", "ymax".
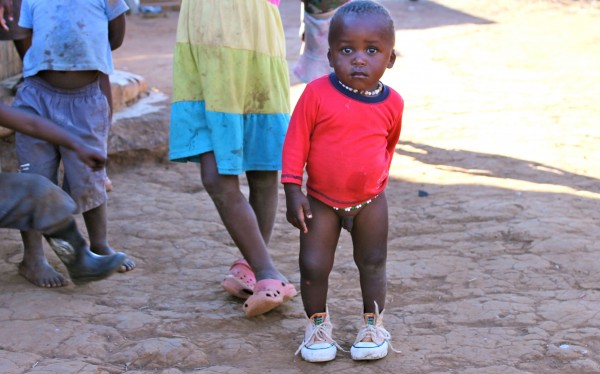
[{"xmin": 329, "ymin": 0, "xmax": 395, "ymax": 44}]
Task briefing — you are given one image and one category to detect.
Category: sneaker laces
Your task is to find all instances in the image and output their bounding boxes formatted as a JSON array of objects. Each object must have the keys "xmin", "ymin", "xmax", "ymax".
[
  {"xmin": 295, "ymin": 318, "xmax": 348, "ymax": 355},
  {"xmin": 353, "ymin": 302, "xmax": 402, "ymax": 353}
]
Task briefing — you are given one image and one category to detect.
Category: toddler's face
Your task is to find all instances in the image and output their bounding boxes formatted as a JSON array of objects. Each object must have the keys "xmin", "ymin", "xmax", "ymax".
[{"xmin": 328, "ymin": 14, "xmax": 396, "ymax": 92}]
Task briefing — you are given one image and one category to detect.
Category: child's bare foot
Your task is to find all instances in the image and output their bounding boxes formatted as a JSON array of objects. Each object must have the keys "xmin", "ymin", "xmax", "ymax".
[
  {"xmin": 18, "ymin": 260, "xmax": 70, "ymax": 288},
  {"xmin": 117, "ymin": 257, "xmax": 136, "ymax": 273},
  {"xmin": 91, "ymin": 246, "xmax": 136, "ymax": 273}
]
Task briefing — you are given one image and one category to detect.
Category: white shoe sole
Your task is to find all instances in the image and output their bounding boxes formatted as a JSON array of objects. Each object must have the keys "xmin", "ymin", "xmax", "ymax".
[
  {"xmin": 350, "ymin": 341, "xmax": 389, "ymax": 361},
  {"xmin": 301, "ymin": 344, "xmax": 337, "ymax": 362}
]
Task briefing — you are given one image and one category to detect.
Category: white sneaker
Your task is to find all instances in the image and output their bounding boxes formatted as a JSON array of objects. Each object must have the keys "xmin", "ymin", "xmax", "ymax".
[
  {"xmin": 295, "ymin": 309, "xmax": 342, "ymax": 362},
  {"xmin": 350, "ymin": 303, "xmax": 399, "ymax": 361}
]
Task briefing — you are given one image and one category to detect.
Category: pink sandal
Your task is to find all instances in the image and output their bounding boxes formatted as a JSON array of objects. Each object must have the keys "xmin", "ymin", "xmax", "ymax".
[
  {"xmin": 221, "ymin": 259, "xmax": 256, "ymax": 299},
  {"xmin": 243, "ymin": 279, "xmax": 297, "ymax": 317}
]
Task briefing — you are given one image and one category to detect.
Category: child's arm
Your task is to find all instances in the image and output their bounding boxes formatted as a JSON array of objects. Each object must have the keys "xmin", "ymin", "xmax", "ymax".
[
  {"xmin": 103, "ymin": 11, "xmax": 126, "ymax": 118},
  {"xmin": 0, "ymin": 104, "xmax": 106, "ymax": 170},
  {"xmin": 283, "ymin": 183, "xmax": 312, "ymax": 234},
  {"xmin": 281, "ymin": 85, "xmax": 318, "ymax": 233},
  {"xmin": 108, "ymin": 13, "xmax": 126, "ymax": 51},
  {"xmin": 385, "ymin": 95, "xmax": 404, "ymax": 158},
  {"xmin": 99, "ymin": 73, "xmax": 114, "ymax": 119},
  {"xmin": 386, "ymin": 115, "xmax": 402, "ymax": 156}
]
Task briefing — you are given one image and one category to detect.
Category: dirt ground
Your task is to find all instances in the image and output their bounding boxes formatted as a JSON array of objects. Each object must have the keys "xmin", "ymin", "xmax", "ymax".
[{"xmin": 1, "ymin": 0, "xmax": 600, "ymax": 372}]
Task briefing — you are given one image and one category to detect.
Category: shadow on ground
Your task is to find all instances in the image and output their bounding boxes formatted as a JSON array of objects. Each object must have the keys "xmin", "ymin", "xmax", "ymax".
[
  {"xmin": 381, "ymin": 0, "xmax": 494, "ymax": 29},
  {"xmin": 396, "ymin": 141, "xmax": 599, "ymax": 194}
]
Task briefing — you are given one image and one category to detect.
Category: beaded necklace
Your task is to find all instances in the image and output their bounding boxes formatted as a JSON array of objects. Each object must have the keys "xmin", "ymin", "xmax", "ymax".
[{"xmin": 338, "ymin": 80, "xmax": 383, "ymax": 97}]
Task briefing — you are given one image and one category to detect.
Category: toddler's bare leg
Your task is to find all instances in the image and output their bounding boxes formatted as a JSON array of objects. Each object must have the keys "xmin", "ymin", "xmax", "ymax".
[
  {"xmin": 299, "ymin": 196, "xmax": 341, "ymax": 316},
  {"xmin": 351, "ymin": 193, "xmax": 389, "ymax": 313},
  {"xmin": 200, "ymin": 152, "xmax": 284, "ymax": 281},
  {"xmin": 85, "ymin": 202, "xmax": 136, "ymax": 272},
  {"xmin": 19, "ymin": 230, "xmax": 69, "ymax": 287},
  {"xmin": 246, "ymin": 170, "xmax": 278, "ymax": 245}
]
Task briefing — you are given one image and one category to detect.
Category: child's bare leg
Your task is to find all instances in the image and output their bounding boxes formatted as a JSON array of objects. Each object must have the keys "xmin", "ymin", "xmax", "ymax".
[
  {"xmin": 200, "ymin": 152, "xmax": 285, "ymax": 281},
  {"xmin": 84, "ymin": 202, "xmax": 136, "ymax": 272},
  {"xmin": 98, "ymin": 73, "xmax": 114, "ymax": 193},
  {"xmin": 299, "ymin": 196, "xmax": 341, "ymax": 316},
  {"xmin": 246, "ymin": 170, "xmax": 278, "ymax": 245},
  {"xmin": 19, "ymin": 230, "xmax": 69, "ymax": 288},
  {"xmin": 351, "ymin": 193, "xmax": 389, "ymax": 313}
]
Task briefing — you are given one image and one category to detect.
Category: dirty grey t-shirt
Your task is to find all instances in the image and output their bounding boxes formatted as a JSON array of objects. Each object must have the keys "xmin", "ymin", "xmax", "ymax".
[{"xmin": 18, "ymin": 0, "xmax": 129, "ymax": 77}]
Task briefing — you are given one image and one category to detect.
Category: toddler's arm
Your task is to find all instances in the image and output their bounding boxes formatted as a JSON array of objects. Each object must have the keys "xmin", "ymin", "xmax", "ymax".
[
  {"xmin": 283, "ymin": 183, "xmax": 312, "ymax": 234},
  {"xmin": 108, "ymin": 13, "xmax": 126, "ymax": 51},
  {"xmin": 0, "ymin": 104, "xmax": 106, "ymax": 170}
]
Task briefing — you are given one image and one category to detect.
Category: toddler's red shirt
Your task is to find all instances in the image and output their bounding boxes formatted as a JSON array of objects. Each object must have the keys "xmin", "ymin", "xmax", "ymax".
[{"xmin": 282, "ymin": 74, "xmax": 404, "ymax": 208}]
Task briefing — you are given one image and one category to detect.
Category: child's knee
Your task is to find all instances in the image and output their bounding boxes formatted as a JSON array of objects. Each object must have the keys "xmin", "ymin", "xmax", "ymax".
[
  {"xmin": 301, "ymin": 254, "xmax": 335, "ymax": 281},
  {"xmin": 355, "ymin": 249, "xmax": 387, "ymax": 272},
  {"xmin": 246, "ymin": 170, "xmax": 278, "ymax": 190},
  {"xmin": 201, "ymin": 175, "xmax": 224, "ymax": 199}
]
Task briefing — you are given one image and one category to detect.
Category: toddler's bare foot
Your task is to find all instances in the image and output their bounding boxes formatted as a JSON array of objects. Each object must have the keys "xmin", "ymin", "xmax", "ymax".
[
  {"xmin": 91, "ymin": 246, "xmax": 136, "ymax": 273},
  {"xmin": 18, "ymin": 260, "xmax": 70, "ymax": 288}
]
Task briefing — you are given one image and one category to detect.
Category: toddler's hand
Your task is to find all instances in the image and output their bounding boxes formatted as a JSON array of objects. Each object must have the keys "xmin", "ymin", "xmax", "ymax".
[{"xmin": 284, "ymin": 184, "xmax": 312, "ymax": 234}]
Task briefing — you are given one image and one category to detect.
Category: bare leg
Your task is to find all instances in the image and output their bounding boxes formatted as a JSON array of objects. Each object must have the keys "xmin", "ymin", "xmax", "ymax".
[
  {"xmin": 11, "ymin": 173, "xmax": 68, "ymax": 287},
  {"xmin": 19, "ymin": 230, "xmax": 69, "ymax": 288},
  {"xmin": 85, "ymin": 202, "xmax": 136, "ymax": 272},
  {"xmin": 351, "ymin": 193, "xmax": 388, "ymax": 313},
  {"xmin": 299, "ymin": 196, "xmax": 341, "ymax": 317},
  {"xmin": 200, "ymin": 152, "xmax": 285, "ymax": 281},
  {"xmin": 246, "ymin": 170, "xmax": 278, "ymax": 245},
  {"xmin": 98, "ymin": 73, "xmax": 114, "ymax": 192}
]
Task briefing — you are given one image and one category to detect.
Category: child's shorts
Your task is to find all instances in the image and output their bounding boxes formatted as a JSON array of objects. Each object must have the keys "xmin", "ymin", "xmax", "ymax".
[{"xmin": 13, "ymin": 76, "xmax": 110, "ymax": 213}]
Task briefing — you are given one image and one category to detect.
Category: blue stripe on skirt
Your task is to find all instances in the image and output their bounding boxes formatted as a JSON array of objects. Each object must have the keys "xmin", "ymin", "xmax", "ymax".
[{"xmin": 169, "ymin": 101, "xmax": 289, "ymax": 175}]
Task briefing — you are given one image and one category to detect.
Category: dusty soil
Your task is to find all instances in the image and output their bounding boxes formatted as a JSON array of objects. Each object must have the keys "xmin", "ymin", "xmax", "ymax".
[{"xmin": 1, "ymin": 0, "xmax": 600, "ymax": 372}]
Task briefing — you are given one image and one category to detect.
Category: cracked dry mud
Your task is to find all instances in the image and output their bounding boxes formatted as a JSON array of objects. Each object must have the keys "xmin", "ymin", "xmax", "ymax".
[{"xmin": 1, "ymin": 0, "xmax": 599, "ymax": 372}]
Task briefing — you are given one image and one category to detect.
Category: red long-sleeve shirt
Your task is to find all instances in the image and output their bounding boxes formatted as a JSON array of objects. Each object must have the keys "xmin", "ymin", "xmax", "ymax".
[{"xmin": 282, "ymin": 74, "xmax": 403, "ymax": 209}]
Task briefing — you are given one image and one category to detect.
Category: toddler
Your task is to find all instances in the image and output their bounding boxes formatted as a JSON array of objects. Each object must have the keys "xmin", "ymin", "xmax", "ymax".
[{"xmin": 282, "ymin": 0, "xmax": 403, "ymax": 362}]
